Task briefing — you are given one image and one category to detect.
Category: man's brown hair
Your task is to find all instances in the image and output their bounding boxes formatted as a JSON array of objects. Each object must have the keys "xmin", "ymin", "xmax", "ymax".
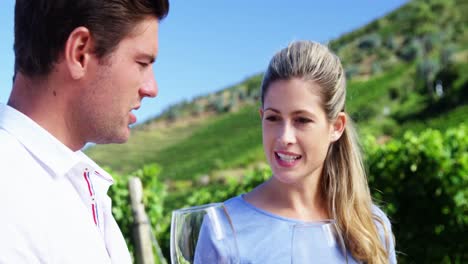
[{"xmin": 14, "ymin": 0, "xmax": 169, "ymax": 78}]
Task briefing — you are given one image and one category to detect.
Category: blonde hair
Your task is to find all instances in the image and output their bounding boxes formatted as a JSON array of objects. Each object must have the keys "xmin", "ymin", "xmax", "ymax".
[{"xmin": 261, "ymin": 40, "xmax": 391, "ymax": 264}]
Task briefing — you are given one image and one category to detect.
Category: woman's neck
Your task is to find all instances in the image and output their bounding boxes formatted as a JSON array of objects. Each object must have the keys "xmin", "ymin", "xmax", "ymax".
[{"xmin": 244, "ymin": 176, "xmax": 329, "ymax": 221}]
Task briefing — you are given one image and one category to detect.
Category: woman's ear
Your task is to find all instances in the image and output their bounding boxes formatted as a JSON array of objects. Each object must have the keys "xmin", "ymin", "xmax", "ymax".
[
  {"xmin": 64, "ymin": 26, "xmax": 93, "ymax": 80},
  {"xmin": 259, "ymin": 108, "xmax": 264, "ymax": 119},
  {"xmin": 330, "ymin": 112, "xmax": 347, "ymax": 142}
]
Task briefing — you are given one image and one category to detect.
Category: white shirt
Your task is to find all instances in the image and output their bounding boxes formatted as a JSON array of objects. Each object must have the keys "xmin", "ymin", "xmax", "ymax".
[{"xmin": 0, "ymin": 104, "xmax": 132, "ymax": 264}]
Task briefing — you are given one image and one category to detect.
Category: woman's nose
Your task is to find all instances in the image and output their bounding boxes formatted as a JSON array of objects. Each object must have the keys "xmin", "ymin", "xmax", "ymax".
[{"xmin": 277, "ymin": 122, "xmax": 296, "ymax": 146}]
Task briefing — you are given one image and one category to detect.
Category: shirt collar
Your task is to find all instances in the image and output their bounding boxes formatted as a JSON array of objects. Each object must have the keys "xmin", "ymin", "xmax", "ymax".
[
  {"xmin": 75, "ymin": 151, "xmax": 114, "ymax": 184},
  {"xmin": 0, "ymin": 103, "xmax": 81, "ymax": 177}
]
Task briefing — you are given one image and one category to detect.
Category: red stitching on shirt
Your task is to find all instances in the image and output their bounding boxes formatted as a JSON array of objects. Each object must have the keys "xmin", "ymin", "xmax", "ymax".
[
  {"xmin": 84, "ymin": 171, "xmax": 98, "ymax": 226},
  {"xmin": 92, "ymin": 204, "xmax": 98, "ymax": 225},
  {"xmin": 83, "ymin": 171, "xmax": 93, "ymax": 196}
]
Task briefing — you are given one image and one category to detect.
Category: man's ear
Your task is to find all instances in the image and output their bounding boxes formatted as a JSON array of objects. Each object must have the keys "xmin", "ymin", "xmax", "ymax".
[
  {"xmin": 64, "ymin": 27, "xmax": 93, "ymax": 80},
  {"xmin": 330, "ymin": 112, "xmax": 347, "ymax": 142}
]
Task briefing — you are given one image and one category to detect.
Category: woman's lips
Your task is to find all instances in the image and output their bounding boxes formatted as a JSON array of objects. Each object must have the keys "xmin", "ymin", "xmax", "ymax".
[{"xmin": 275, "ymin": 151, "xmax": 302, "ymax": 168}]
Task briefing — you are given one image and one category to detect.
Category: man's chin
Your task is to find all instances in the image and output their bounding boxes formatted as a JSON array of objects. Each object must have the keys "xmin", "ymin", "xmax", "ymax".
[{"xmin": 93, "ymin": 130, "xmax": 130, "ymax": 145}]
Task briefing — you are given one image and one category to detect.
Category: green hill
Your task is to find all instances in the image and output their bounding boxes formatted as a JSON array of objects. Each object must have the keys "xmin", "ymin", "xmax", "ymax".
[
  {"xmin": 85, "ymin": 1, "xmax": 468, "ymax": 262},
  {"xmin": 86, "ymin": 0, "xmax": 467, "ymax": 181}
]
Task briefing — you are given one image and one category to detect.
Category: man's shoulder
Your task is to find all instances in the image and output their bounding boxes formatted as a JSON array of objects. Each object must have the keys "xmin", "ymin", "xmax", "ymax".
[
  {"xmin": 0, "ymin": 128, "xmax": 32, "ymax": 164},
  {"xmin": 0, "ymin": 128, "xmax": 38, "ymax": 162},
  {"xmin": 0, "ymin": 128, "xmax": 53, "ymax": 192},
  {"xmin": 0, "ymin": 126, "xmax": 23, "ymax": 145}
]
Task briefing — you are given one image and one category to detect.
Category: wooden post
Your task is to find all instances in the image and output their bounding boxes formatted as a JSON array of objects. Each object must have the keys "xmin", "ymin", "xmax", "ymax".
[{"xmin": 129, "ymin": 177, "xmax": 155, "ymax": 264}]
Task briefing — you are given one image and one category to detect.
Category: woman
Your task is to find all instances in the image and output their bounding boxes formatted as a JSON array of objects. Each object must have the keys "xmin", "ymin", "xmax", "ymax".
[{"xmin": 221, "ymin": 41, "xmax": 396, "ymax": 263}]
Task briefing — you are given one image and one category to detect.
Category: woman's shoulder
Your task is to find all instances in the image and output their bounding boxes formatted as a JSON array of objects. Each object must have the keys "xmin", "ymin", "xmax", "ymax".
[
  {"xmin": 224, "ymin": 195, "xmax": 244, "ymax": 210},
  {"xmin": 223, "ymin": 195, "xmax": 251, "ymax": 217},
  {"xmin": 371, "ymin": 204, "xmax": 397, "ymax": 263},
  {"xmin": 371, "ymin": 204, "xmax": 391, "ymax": 228},
  {"xmin": 371, "ymin": 204, "xmax": 392, "ymax": 239}
]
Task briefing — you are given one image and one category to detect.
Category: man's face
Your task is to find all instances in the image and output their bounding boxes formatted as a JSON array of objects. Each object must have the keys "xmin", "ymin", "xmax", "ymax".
[{"xmin": 76, "ymin": 16, "xmax": 159, "ymax": 145}]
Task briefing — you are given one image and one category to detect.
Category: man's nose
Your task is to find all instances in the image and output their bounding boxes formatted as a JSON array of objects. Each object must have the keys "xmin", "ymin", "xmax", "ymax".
[{"xmin": 140, "ymin": 71, "xmax": 158, "ymax": 98}]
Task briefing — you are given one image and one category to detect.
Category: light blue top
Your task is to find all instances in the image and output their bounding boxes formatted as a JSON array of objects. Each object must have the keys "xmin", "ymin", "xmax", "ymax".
[{"xmin": 195, "ymin": 195, "xmax": 396, "ymax": 264}]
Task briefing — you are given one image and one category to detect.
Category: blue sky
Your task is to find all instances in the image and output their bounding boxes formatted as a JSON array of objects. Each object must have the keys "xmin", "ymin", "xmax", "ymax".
[{"xmin": 0, "ymin": 0, "xmax": 408, "ymax": 124}]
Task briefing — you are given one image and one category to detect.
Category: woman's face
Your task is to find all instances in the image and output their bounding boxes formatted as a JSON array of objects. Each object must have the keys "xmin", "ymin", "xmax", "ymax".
[{"xmin": 261, "ymin": 78, "xmax": 341, "ymax": 185}]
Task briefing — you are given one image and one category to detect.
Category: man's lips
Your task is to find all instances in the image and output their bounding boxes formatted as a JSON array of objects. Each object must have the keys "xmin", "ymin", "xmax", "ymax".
[
  {"xmin": 129, "ymin": 112, "xmax": 137, "ymax": 125},
  {"xmin": 129, "ymin": 105, "xmax": 140, "ymax": 125}
]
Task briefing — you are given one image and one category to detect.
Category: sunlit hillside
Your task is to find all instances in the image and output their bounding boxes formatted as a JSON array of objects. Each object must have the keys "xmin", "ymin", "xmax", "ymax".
[
  {"xmin": 87, "ymin": 0, "xmax": 467, "ymax": 179},
  {"xmin": 85, "ymin": 1, "xmax": 467, "ymax": 263}
]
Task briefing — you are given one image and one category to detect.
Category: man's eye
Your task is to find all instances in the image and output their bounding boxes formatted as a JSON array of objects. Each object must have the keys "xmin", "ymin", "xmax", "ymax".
[{"xmin": 137, "ymin": 62, "xmax": 149, "ymax": 68}]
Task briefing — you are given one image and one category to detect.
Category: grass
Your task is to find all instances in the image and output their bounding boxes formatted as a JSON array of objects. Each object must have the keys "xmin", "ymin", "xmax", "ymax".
[
  {"xmin": 397, "ymin": 104, "xmax": 468, "ymax": 134},
  {"xmin": 87, "ymin": 61, "xmax": 465, "ymax": 183},
  {"xmin": 346, "ymin": 63, "xmax": 413, "ymax": 117},
  {"xmin": 85, "ymin": 118, "xmax": 207, "ymax": 173},
  {"xmin": 86, "ymin": 105, "xmax": 264, "ymax": 180},
  {"xmin": 150, "ymin": 105, "xmax": 263, "ymax": 180}
]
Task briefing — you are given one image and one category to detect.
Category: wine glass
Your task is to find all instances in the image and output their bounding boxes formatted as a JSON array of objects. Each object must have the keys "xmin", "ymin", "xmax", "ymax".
[
  {"xmin": 291, "ymin": 220, "xmax": 348, "ymax": 264},
  {"xmin": 170, "ymin": 203, "xmax": 240, "ymax": 264}
]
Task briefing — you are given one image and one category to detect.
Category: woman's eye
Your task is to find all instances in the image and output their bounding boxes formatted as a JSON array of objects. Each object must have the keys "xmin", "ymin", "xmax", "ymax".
[
  {"xmin": 265, "ymin": 116, "xmax": 278, "ymax": 122},
  {"xmin": 296, "ymin": 117, "xmax": 312, "ymax": 124}
]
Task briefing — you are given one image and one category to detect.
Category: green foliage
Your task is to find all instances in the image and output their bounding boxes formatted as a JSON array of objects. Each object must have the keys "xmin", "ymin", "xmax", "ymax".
[
  {"xmin": 345, "ymin": 64, "xmax": 360, "ymax": 80},
  {"xmin": 191, "ymin": 103, "xmax": 205, "ymax": 117},
  {"xmin": 358, "ymin": 34, "xmax": 382, "ymax": 50},
  {"xmin": 153, "ymin": 106, "xmax": 263, "ymax": 180},
  {"xmin": 208, "ymin": 94, "xmax": 226, "ymax": 113},
  {"xmin": 440, "ymin": 44, "xmax": 457, "ymax": 66},
  {"xmin": 371, "ymin": 61, "xmax": 383, "ymax": 75},
  {"xmin": 404, "ymin": 0, "xmax": 438, "ymax": 36},
  {"xmin": 245, "ymin": 75, "xmax": 262, "ymax": 100},
  {"xmin": 159, "ymin": 167, "xmax": 272, "ymax": 257},
  {"xmin": 391, "ymin": 92, "xmax": 429, "ymax": 122},
  {"xmin": 86, "ymin": 120, "xmax": 206, "ymax": 174},
  {"xmin": 365, "ymin": 125, "xmax": 468, "ymax": 263},
  {"xmin": 167, "ymin": 106, "xmax": 182, "ymax": 121},
  {"xmin": 414, "ymin": 57, "xmax": 441, "ymax": 99},
  {"xmin": 184, "ymin": 167, "xmax": 271, "ymax": 206},
  {"xmin": 421, "ymin": 33, "xmax": 440, "ymax": 53},
  {"xmin": 86, "ymin": 1, "xmax": 468, "ymax": 262},
  {"xmin": 397, "ymin": 105, "xmax": 468, "ymax": 134},
  {"xmin": 108, "ymin": 125, "xmax": 467, "ymax": 263},
  {"xmin": 393, "ymin": 61, "xmax": 468, "ymax": 128},
  {"xmin": 107, "ymin": 163, "xmax": 168, "ymax": 263},
  {"xmin": 346, "ymin": 63, "xmax": 412, "ymax": 121},
  {"xmin": 398, "ymin": 39, "xmax": 423, "ymax": 62},
  {"xmin": 384, "ymin": 34, "xmax": 397, "ymax": 50}
]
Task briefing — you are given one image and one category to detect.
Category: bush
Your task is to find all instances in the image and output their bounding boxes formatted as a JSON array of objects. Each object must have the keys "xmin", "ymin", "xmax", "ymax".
[
  {"xmin": 365, "ymin": 125, "xmax": 467, "ymax": 263},
  {"xmin": 345, "ymin": 64, "xmax": 360, "ymax": 80},
  {"xmin": 108, "ymin": 164, "xmax": 168, "ymax": 263},
  {"xmin": 358, "ymin": 34, "xmax": 382, "ymax": 50},
  {"xmin": 108, "ymin": 125, "xmax": 467, "ymax": 263},
  {"xmin": 398, "ymin": 39, "xmax": 423, "ymax": 62},
  {"xmin": 384, "ymin": 34, "xmax": 398, "ymax": 50}
]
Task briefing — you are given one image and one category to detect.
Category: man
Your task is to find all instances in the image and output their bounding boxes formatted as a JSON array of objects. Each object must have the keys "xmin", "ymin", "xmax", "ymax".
[{"xmin": 0, "ymin": 0, "xmax": 169, "ymax": 263}]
